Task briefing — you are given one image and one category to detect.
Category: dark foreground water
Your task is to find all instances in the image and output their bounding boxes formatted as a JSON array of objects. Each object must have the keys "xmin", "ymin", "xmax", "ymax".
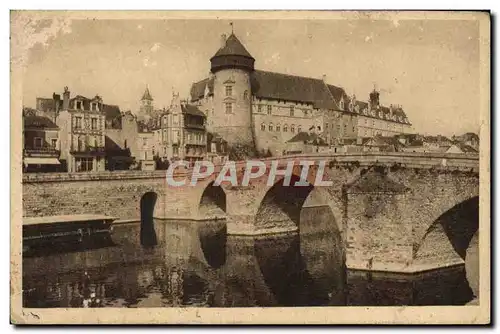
[{"xmin": 22, "ymin": 208, "xmax": 477, "ymax": 307}]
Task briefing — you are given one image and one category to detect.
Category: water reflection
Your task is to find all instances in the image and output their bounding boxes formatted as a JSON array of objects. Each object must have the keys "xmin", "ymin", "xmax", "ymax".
[{"xmin": 23, "ymin": 207, "xmax": 474, "ymax": 307}]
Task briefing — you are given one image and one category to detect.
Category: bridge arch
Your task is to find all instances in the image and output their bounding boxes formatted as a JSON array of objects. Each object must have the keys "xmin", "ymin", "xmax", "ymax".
[
  {"xmin": 140, "ymin": 191, "xmax": 158, "ymax": 247},
  {"xmin": 254, "ymin": 174, "xmax": 342, "ymax": 234},
  {"xmin": 198, "ymin": 181, "xmax": 227, "ymax": 217},
  {"xmin": 415, "ymin": 196, "xmax": 479, "ymax": 260}
]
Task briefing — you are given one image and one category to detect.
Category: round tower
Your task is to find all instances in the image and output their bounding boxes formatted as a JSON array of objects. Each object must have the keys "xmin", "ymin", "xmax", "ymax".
[{"xmin": 209, "ymin": 33, "xmax": 255, "ymax": 151}]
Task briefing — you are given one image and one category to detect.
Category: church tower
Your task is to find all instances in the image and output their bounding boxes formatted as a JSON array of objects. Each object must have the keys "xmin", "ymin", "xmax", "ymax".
[
  {"xmin": 209, "ymin": 31, "xmax": 255, "ymax": 150},
  {"xmin": 140, "ymin": 85, "xmax": 154, "ymax": 115}
]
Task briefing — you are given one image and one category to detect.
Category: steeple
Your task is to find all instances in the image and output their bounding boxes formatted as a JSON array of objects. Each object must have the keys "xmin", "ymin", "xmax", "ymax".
[
  {"xmin": 142, "ymin": 85, "xmax": 153, "ymax": 101},
  {"xmin": 140, "ymin": 85, "xmax": 154, "ymax": 115},
  {"xmin": 210, "ymin": 32, "xmax": 255, "ymax": 73}
]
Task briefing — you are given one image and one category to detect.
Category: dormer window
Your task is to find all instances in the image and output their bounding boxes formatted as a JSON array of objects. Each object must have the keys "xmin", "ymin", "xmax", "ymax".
[
  {"xmin": 355, "ymin": 105, "xmax": 360, "ymax": 113},
  {"xmin": 76, "ymin": 101, "xmax": 82, "ymax": 110},
  {"xmin": 225, "ymin": 85, "xmax": 233, "ymax": 97},
  {"xmin": 267, "ymin": 105, "xmax": 272, "ymax": 115},
  {"xmin": 339, "ymin": 99, "xmax": 344, "ymax": 110},
  {"xmin": 91, "ymin": 102, "xmax": 99, "ymax": 111}
]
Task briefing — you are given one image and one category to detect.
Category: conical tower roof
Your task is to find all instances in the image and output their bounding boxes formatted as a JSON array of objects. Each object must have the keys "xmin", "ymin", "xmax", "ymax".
[
  {"xmin": 142, "ymin": 86, "xmax": 153, "ymax": 101},
  {"xmin": 210, "ymin": 33, "xmax": 255, "ymax": 73},
  {"xmin": 212, "ymin": 33, "xmax": 254, "ymax": 59}
]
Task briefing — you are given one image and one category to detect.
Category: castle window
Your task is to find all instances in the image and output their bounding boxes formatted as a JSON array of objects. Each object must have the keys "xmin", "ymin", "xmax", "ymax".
[
  {"xmin": 290, "ymin": 106, "xmax": 294, "ymax": 117},
  {"xmin": 225, "ymin": 85, "xmax": 233, "ymax": 97},
  {"xmin": 325, "ymin": 122, "xmax": 329, "ymax": 129},
  {"xmin": 258, "ymin": 105, "xmax": 262, "ymax": 113},
  {"xmin": 267, "ymin": 105, "xmax": 272, "ymax": 115},
  {"xmin": 284, "ymin": 124, "xmax": 288, "ymax": 132},
  {"xmin": 91, "ymin": 118, "xmax": 97, "ymax": 130},
  {"xmin": 291, "ymin": 124, "xmax": 295, "ymax": 133},
  {"xmin": 243, "ymin": 90, "xmax": 248, "ymax": 99},
  {"xmin": 269, "ymin": 123, "xmax": 274, "ymax": 131},
  {"xmin": 261, "ymin": 123, "xmax": 266, "ymax": 131},
  {"xmin": 225, "ymin": 103, "xmax": 233, "ymax": 114},
  {"xmin": 124, "ymin": 139, "xmax": 128, "ymax": 149},
  {"xmin": 276, "ymin": 124, "xmax": 281, "ymax": 132},
  {"xmin": 298, "ymin": 126, "xmax": 302, "ymax": 133}
]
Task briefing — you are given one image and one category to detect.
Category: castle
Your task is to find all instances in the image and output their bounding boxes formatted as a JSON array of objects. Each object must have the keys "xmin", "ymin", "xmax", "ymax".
[{"xmin": 189, "ymin": 32, "xmax": 413, "ymax": 156}]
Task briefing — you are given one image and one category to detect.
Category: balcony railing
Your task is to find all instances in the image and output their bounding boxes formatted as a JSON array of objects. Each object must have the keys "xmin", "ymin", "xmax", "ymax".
[
  {"xmin": 70, "ymin": 145, "xmax": 106, "ymax": 155},
  {"xmin": 23, "ymin": 147, "xmax": 60, "ymax": 158},
  {"xmin": 184, "ymin": 123, "xmax": 205, "ymax": 130}
]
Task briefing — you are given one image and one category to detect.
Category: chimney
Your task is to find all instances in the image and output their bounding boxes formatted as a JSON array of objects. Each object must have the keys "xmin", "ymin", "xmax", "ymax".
[
  {"xmin": 220, "ymin": 34, "xmax": 227, "ymax": 49},
  {"xmin": 62, "ymin": 86, "xmax": 70, "ymax": 110},
  {"xmin": 322, "ymin": 74, "xmax": 327, "ymax": 83},
  {"xmin": 389, "ymin": 104, "xmax": 393, "ymax": 117}
]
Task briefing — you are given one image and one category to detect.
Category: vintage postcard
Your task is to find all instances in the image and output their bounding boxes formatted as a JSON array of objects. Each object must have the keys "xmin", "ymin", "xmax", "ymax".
[{"xmin": 10, "ymin": 10, "xmax": 490, "ymax": 324}]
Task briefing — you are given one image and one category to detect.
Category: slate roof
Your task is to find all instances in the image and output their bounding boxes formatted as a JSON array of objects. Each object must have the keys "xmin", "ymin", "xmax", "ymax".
[
  {"xmin": 454, "ymin": 143, "xmax": 478, "ymax": 153},
  {"xmin": 181, "ymin": 104, "xmax": 206, "ymax": 117},
  {"xmin": 190, "ymin": 77, "xmax": 215, "ymax": 101},
  {"xmin": 251, "ymin": 71, "xmax": 341, "ymax": 110},
  {"xmin": 23, "ymin": 115, "xmax": 59, "ymax": 130},
  {"xmin": 287, "ymin": 131, "xmax": 328, "ymax": 146},
  {"xmin": 355, "ymin": 100, "xmax": 410, "ymax": 125},
  {"xmin": 103, "ymin": 104, "xmax": 122, "ymax": 129},
  {"xmin": 211, "ymin": 33, "xmax": 254, "ymax": 60},
  {"xmin": 363, "ymin": 136, "xmax": 406, "ymax": 152}
]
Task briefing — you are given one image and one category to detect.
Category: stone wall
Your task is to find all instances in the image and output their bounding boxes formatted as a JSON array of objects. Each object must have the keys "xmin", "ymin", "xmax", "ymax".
[{"xmin": 22, "ymin": 171, "xmax": 188, "ymax": 221}]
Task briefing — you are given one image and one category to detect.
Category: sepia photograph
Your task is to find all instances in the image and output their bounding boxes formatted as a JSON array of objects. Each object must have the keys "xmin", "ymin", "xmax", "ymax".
[{"xmin": 10, "ymin": 10, "xmax": 490, "ymax": 324}]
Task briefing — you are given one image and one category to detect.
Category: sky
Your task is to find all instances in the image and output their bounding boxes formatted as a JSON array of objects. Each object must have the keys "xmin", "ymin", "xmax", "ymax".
[{"xmin": 19, "ymin": 16, "xmax": 481, "ymax": 136}]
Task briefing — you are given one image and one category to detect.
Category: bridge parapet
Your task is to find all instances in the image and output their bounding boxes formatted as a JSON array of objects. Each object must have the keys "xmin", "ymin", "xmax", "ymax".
[{"xmin": 23, "ymin": 170, "xmax": 168, "ymax": 183}]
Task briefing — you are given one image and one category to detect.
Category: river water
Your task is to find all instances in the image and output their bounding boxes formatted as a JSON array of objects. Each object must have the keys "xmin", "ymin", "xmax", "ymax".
[{"xmin": 22, "ymin": 207, "xmax": 477, "ymax": 307}]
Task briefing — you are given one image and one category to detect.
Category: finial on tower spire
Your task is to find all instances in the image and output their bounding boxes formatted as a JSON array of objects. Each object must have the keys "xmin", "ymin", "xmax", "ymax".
[{"xmin": 230, "ymin": 22, "xmax": 234, "ymax": 34}]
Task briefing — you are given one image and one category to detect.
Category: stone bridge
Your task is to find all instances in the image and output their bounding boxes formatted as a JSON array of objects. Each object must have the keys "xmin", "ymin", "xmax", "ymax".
[{"xmin": 22, "ymin": 152, "xmax": 479, "ymax": 273}]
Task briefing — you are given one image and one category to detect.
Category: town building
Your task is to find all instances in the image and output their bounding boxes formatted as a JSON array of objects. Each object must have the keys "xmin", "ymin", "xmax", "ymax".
[
  {"xmin": 285, "ymin": 131, "xmax": 329, "ymax": 155},
  {"xmin": 452, "ymin": 132, "xmax": 480, "ymax": 151},
  {"xmin": 148, "ymin": 92, "xmax": 208, "ymax": 165},
  {"xmin": 189, "ymin": 32, "xmax": 413, "ymax": 157},
  {"xmin": 55, "ymin": 87, "xmax": 107, "ymax": 172},
  {"xmin": 206, "ymin": 132, "xmax": 229, "ymax": 165},
  {"xmin": 137, "ymin": 125, "xmax": 156, "ymax": 171},
  {"xmin": 22, "ymin": 115, "xmax": 61, "ymax": 173}
]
